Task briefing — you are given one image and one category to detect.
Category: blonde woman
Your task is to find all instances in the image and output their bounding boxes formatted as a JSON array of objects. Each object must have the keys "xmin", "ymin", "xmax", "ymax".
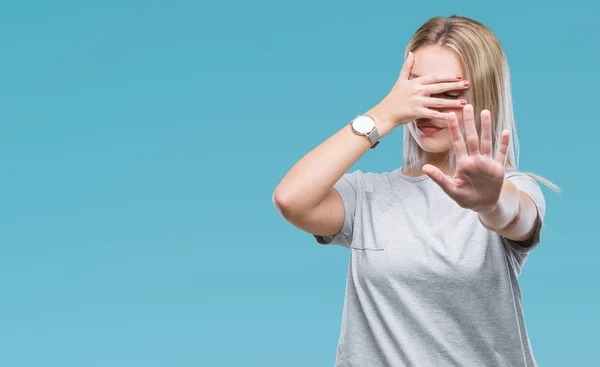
[{"xmin": 273, "ymin": 15, "xmax": 559, "ymax": 367}]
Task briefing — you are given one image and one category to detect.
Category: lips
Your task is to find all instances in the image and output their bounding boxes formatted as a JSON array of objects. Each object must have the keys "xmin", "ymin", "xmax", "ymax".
[
  {"xmin": 416, "ymin": 123, "xmax": 444, "ymax": 129},
  {"xmin": 415, "ymin": 119, "xmax": 445, "ymax": 129},
  {"xmin": 415, "ymin": 120, "xmax": 444, "ymax": 134}
]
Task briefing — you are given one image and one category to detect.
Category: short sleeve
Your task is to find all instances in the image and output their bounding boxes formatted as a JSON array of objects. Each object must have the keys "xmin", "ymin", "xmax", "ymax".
[
  {"xmin": 313, "ymin": 170, "xmax": 363, "ymax": 248},
  {"xmin": 502, "ymin": 171, "xmax": 547, "ymax": 253}
]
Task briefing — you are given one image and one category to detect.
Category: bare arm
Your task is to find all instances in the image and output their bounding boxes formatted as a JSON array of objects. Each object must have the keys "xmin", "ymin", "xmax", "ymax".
[
  {"xmin": 272, "ymin": 109, "xmax": 395, "ymax": 236},
  {"xmin": 272, "ymin": 52, "xmax": 468, "ymax": 237},
  {"xmin": 477, "ymin": 180, "xmax": 540, "ymax": 246}
]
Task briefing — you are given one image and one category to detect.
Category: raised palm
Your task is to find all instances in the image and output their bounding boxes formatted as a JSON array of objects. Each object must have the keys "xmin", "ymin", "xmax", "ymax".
[{"xmin": 422, "ymin": 104, "xmax": 510, "ymax": 212}]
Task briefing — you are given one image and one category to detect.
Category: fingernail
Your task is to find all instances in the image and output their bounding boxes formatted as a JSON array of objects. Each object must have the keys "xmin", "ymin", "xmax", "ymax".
[
  {"xmin": 460, "ymin": 99, "xmax": 467, "ymax": 105},
  {"xmin": 463, "ymin": 81, "xmax": 470, "ymax": 87},
  {"xmin": 456, "ymin": 75, "xmax": 463, "ymax": 79}
]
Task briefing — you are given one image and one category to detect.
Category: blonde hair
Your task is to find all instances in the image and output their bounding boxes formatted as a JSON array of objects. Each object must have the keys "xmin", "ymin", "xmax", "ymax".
[{"xmin": 403, "ymin": 15, "xmax": 561, "ymax": 193}]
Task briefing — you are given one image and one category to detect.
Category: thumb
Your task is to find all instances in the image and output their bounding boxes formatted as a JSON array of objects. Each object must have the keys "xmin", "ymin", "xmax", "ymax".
[{"xmin": 422, "ymin": 164, "xmax": 455, "ymax": 196}]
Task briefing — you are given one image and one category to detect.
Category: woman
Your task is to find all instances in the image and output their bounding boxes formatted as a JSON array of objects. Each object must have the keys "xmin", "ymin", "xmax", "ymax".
[{"xmin": 273, "ymin": 15, "xmax": 559, "ymax": 367}]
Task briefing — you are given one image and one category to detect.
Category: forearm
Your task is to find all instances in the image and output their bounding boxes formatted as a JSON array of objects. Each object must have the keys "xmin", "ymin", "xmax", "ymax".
[
  {"xmin": 273, "ymin": 108, "xmax": 395, "ymax": 216},
  {"xmin": 477, "ymin": 180, "xmax": 539, "ymax": 243}
]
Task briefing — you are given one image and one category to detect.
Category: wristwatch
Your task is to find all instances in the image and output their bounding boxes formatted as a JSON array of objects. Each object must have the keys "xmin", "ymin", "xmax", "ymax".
[{"xmin": 350, "ymin": 114, "xmax": 380, "ymax": 149}]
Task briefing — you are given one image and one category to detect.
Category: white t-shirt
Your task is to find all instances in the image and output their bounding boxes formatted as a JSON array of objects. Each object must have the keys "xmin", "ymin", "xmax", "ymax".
[{"xmin": 314, "ymin": 167, "xmax": 545, "ymax": 366}]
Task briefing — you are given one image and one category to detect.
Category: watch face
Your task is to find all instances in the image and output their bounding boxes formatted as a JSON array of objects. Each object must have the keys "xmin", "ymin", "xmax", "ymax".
[{"xmin": 353, "ymin": 115, "xmax": 375, "ymax": 134}]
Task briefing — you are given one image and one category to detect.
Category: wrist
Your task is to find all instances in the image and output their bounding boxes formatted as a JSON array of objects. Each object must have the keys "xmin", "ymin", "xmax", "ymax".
[
  {"xmin": 472, "ymin": 201, "xmax": 500, "ymax": 214},
  {"xmin": 477, "ymin": 181, "xmax": 520, "ymax": 231},
  {"xmin": 478, "ymin": 200, "xmax": 519, "ymax": 231},
  {"xmin": 365, "ymin": 106, "xmax": 396, "ymax": 137}
]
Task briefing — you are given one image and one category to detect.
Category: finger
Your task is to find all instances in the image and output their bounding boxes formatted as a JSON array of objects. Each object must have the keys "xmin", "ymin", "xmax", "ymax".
[
  {"xmin": 447, "ymin": 112, "xmax": 467, "ymax": 158},
  {"xmin": 420, "ymin": 108, "xmax": 451, "ymax": 121},
  {"xmin": 423, "ymin": 80, "xmax": 470, "ymax": 95},
  {"xmin": 416, "ymin": 73, "xmax": 464, "ymax": 85},
  {"xmin": 480, "ymin": 110, "xmax": 493, "ymax": 157},
  {"xmin": 422, "ymin": 164, "xmax": 456, "ymax": 196},
  {"xmin": 398, "ymin": 52, "xmax": 415, "ymax": 81},
  {"xmin": 494, "ymin": 130, "xmax": 511, "ymax": 165},
  {"xmin": 463, "ymin": 104, "xmax": 479, "ymax": 155},
  {"xmin": 422, "ymin": 96, "xmax": 467, "ymax": 109}
]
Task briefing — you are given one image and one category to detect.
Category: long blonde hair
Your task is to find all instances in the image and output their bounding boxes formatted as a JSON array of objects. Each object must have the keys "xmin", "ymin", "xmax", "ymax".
[{"xmin": 403, "ymin": 15, "xmax": 561, "ymax": 193}]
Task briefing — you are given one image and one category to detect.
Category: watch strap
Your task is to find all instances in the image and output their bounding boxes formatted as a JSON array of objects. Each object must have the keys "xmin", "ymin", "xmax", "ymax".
[{"xmin": 366, "ymin": 125, "xmax": 380, "ymax": 149}]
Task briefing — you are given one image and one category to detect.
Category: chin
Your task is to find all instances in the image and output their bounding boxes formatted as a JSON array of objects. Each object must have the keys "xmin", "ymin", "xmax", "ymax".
[{"xmin": 418, "ymin": 141, "xmax": 451, "ymax": 153}]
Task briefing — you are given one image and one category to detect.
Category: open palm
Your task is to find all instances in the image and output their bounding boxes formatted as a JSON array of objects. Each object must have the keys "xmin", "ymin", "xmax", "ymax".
[{"xmin": 422, "ymin": 104, "xmax": 511, "ymax": 212}]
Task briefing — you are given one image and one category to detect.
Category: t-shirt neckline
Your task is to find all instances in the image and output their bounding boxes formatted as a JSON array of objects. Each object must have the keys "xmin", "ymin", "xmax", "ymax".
[{"xmin": 394, "ymin": 167, "xmax": 452, "ymax": 182}]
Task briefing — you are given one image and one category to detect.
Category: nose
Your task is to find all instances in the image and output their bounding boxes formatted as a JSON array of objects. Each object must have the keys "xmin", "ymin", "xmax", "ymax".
[{"xmin": 430, "ymin": 106, "xmax": 453, "ymax": 112}]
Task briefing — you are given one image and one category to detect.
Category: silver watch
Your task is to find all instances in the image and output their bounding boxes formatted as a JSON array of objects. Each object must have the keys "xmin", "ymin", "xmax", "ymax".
[{"xmin": 350, "ymin": 114, "xmax": 380, "ymax": 149}]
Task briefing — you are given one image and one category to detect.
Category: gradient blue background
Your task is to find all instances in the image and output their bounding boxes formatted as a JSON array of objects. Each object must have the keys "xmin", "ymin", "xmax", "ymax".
[{"xmin": 0, "ymin": 0, "xmax": 597, "ymax": 366}]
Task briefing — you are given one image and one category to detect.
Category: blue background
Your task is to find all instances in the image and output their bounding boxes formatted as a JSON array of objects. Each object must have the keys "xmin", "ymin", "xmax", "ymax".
[{"xmin": 0, "ymin": 0, "xmax": 597, "ymax": 366}]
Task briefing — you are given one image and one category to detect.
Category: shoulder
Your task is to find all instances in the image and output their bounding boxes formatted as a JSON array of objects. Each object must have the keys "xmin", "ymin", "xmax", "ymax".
[
  {"xmin": 342, "ymin": 169, "xmax": 400, "ymax": 193},
  {"xmin": 505, "ymin": 169, "xmax": 533, "ymax": 179},
  {"xmin": 504, "ymin": 170, "xmax": 543, "ymax": 193},
  {"xmin": 504, "ymin": 169, "xmax": 546, "ymax": 214}
]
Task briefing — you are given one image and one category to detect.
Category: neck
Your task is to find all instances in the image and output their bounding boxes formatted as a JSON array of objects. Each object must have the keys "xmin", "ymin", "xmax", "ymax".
[{"xmin": 404, "ymin": 151, "xmax": 451, "ymax": 177}]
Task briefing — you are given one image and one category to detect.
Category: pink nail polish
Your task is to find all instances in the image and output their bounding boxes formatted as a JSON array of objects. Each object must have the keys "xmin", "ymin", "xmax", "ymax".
[
  {"xmin": 463, "ymin": 81, "xmax": 470, "ymax": 87},
  {"xmin": 460, "ymin": 99, "xmax": 467, "ymax": 105},
  {"xmin": 456, "ymin": 75, "xmax": 463, "ymax": 79}
]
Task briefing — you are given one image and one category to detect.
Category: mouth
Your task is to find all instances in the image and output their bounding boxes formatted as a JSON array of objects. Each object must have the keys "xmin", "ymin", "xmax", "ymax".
[{"xmin": 415, "ymin": 119, "xmax": 445, "ymax": 134}]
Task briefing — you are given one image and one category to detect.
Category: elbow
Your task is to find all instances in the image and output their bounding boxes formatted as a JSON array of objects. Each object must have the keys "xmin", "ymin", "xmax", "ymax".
[
  {"xmin": 272, "ymin": 187, "xmax": 302, "ymax": 221},
  {"xmin": 272, "ymin": 188, "xmax": 297, "ymax": 220}
]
